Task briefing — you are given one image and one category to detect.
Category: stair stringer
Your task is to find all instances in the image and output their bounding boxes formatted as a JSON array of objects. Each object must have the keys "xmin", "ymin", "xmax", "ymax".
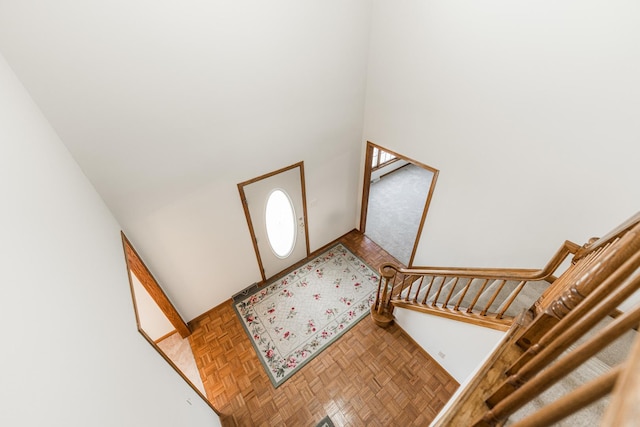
[{"xmin": 429, "ymin": 314, "xmax": 529, "ymax": 426}]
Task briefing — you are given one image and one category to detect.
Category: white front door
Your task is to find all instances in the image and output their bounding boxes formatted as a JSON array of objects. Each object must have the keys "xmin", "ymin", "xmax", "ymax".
[{"xmin": 238, "ymin": 162, "xmax": 309, "ymax": 281}]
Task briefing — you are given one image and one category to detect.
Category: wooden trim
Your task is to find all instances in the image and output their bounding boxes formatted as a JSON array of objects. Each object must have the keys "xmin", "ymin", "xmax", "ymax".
[
  {"xmin": 359, "ymin": 141, "xmax": 439, "ymax": 267},
  {"xmin": 237, "ymin": 161, "xmax": 304, "ymax": 186},
  {"xmin": 137, "ymin": 327, "xmax": 223, "ymax": 417},
  {"xmin": 188, "ymin": 298, "xmax": 235, "ymax": 327},
  {"xmin": 601, "ymin": 332, "xmax": 640, "ymax": 426},
  {"xmin": 190, "ymin": 229, "xmax": 385, "ymax": 325},
  {"xmin": 237, "ymin": 182, "xmax": 267, "ymax": 282},
  {"xmin": 509, "ymin": 366, "xmax": 619, "ymax": 427},
  {"xmin": 609, "ymin": 308, "xmax": 640, "ymax": 331},
  {"xmin": 434, "ymin": 216, "xmax": 640, "ymax": 427},
  {"xmin": 154, "ymin": 330, "xmax": 178, "ymax": 344},
  {"xmin": 377, "ymin": 162, "xmax": 409, "ymax": 180},
  {"xmin": 573, "ymin": 211, "xmax": 640, "ymax": 261},
  {"xmin": 311, "ymin": 228, "xmax": 360, "ymax": 257},
  {"xmin": 512, "ymin": 249, "xmax": 640, "ymax": 369},
  {"xmin": 121, "ymin": 232, "xmax": 191, "ymax": 338},
  {"xmin": 372, "ymin": 156, "xmax": 401, "ymax": 172},
  {"xmin": 298, "ymin": 162, "xmax": 311, "ymax": 256},
  {"xmin": 479, "ymin": 304, "xmax": 640, "ymax": 425},
  {"xmin": 237, "ymin": 161, "xmax": 310, "ymax": 283},
  {"xmin": 519, "ymin": 226, "xmax": 640, "ymax": 346},
  {"xmin": 259, "ymin": 228, "xmax": 362, "ymax": 288},
  {"xmin": 188, "ymin": 229, "xmax": 361, "ymax": 322},
  {"xmin": 610, "ymin": 308, "xmax": 624, "ymax": 319},
  {"xmin": 192, "ymin": 229, "xmax": 393, "ymax": 323},
  {"xmin": 392, "ymin": 301, "xmax": 513, "ymax": 331},
  {"xmin": 373, "ymin": 240, "xmax": 580, "ymax": 333},
  {"xmin": 411, "ymin": 167, "xmax": 438, "ymax": 266},
  {"xmin": 396, "ymin": 239, "xmax": 579, "ymax": 282},
  {"xmin": 359, "ymin": 143, "xmax": 374, "ymax": 233},
  {"xmin": 432, "ymin": 314, "xmax": 529, "ymax": 426},
  {"xmin": 390, "ymin": 267, "xmax": 539, "ymax": 280},
  {"xmin": 125, "ymin": 266, "xmax": 144, "ymax": 336},
  {"xmin": 121, "ymin": 233, "xmax": 224, "ymax": 418}
]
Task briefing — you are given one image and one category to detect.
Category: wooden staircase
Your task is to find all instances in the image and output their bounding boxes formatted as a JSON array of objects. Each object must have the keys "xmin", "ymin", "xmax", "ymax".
[
  {"xmin": 370, "ymin": 239, "xmax": 579, "ymax": 331},
  {"xmin": 372, "ymin": 212, "xmax": 640, "ymax": 426}
]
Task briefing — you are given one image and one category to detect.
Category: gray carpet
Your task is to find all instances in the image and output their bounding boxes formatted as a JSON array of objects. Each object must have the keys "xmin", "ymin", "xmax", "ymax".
[
  {"xmin": 506, "ymin": 316, "xmax": 637, "ymax": 426},
  {"xmin": 365, "ymin": 164, "xmax": 434, "ymax": 265}
]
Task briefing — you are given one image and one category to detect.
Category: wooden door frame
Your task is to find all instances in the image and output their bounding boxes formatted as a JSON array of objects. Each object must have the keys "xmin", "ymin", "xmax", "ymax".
[
  {"xmin": 121, "ymin": 232, "xmax": 226, "ymax": 418},
  {"xmin": 359, "ymin": 141, "xmax": 439, "ymax": 267},
  {"xmin": 237, "ymin": 161, "xmax": 310, "ymax": 283},
  {"xmin": 121, "ymin": 232, "xmax": 191, "ymax": 338}
]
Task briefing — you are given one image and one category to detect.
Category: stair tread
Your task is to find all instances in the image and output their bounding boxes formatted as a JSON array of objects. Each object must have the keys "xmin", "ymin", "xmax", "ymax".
[{"xmin": 505, "ymin": 316, "xmax": 637, "ymax": 426}]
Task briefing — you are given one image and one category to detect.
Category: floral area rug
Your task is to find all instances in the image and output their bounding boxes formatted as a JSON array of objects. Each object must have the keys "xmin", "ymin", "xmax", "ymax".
[{"xmin": 234, "ymin": 244, "xmax": 380, "ymax": 387}]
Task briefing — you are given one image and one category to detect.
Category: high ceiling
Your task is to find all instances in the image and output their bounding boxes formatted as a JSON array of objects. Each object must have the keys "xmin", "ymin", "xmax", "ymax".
[
  {"xmin": 0, "ymin": 1, "xmax": 371, "ymax": 222},
  {"xmin": 0, "ymin": 1, "xmax": 373, "ymax": 319},
  {"xmin": 4, "ymin": 1, "xmax": 638, "ymax": 322}
]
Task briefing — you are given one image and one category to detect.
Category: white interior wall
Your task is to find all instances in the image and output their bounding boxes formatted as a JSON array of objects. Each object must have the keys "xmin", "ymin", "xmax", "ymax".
[
  {"xmin": 394, "ymin": 308, "xmax": 504, "ymax": 383},
  {"xmin": 0, "ymin": 54, "xmax": 220, "ymax": 427},
  {"xmin": 428, "ymin": 325, "xmax": 515, "ymax": 426},
  {"xmin": 1, "ymin": 1, "xmax": 637, "ymax": 395},
  {"xmin": 0, "ymin": 0, "xmax": 374, "ymax": 321},
  {"xmin": 363, "ymin": 0, "xmax": 640, "ymax": 382},
  {"xmin": 131, "ymin": 271, "xmax": 175, "ymax": 341},
  {"xmin": 363, "ymin": 0, "xmax": 640, "ymax": 270}
]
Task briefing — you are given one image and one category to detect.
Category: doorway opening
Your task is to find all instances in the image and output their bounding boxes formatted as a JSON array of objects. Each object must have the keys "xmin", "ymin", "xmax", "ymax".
[
  {"xmin": 121, "ymin": 233, "xmax": 218, "ymax": 414},
  {"xmin": 360, "ymin": 141, "xmax": 438, "ymax": 266},
  {"xmin": 238, "ymin": 162, "xmax": 310, "ymax": 282}
]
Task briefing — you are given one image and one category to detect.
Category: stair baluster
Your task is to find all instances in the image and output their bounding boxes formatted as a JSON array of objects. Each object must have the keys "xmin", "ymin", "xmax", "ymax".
[{"xmin": 429, "ymin": 212, "xmax": 640, "ymax": 427}]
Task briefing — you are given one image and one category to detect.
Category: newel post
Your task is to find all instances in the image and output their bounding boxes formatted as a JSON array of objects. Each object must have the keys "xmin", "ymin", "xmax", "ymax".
[{"xmin": 371, "ymin": 264, "xmax": 397, "ymax": 327}]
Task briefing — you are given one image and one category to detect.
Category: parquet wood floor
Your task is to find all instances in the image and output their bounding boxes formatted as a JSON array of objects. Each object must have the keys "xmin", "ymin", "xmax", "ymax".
[{"xmin": 189, "ymin": 230, "xmax": 459, "ymax": 426}]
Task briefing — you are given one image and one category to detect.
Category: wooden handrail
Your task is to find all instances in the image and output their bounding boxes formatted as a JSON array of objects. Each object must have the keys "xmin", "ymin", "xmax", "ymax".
[
  {"xmin": 509, "ymin": 366, "xmax": 621, "ymax": 427},
  {"xmin": 573, "ymin": 211, "xmax": 640, "ymax": 261},
  {"xmin": 516, "ymin": 223, "xmax": 640, "ymax": 348},
  {"xmin": 507, "ymin": 249, "xmax": 640, "ymax": 375},
  {"xmin": 601, "ymin": 329, "xmax": 640, "ymax": 426},
  {"xmin": 475, "ymin": 303, "xmax": 640, "ymax": 426},
  {"xmin": 532, "ymin": 244, "xmax": 608, "ymax": 315},
  {"xmin": 390, "ymin": 240, "xmax": 580, "ymax": 281},
  {"xmin": 425, "ymin": 213, "xmax": 640, "ymax": 427},
  {"xmin": 487, "ymin": 271, "xmax": 640, "ymax": 406},
  {"xmin": 370, "ymin": 240, "xmax": 578, "ymax": 330}
]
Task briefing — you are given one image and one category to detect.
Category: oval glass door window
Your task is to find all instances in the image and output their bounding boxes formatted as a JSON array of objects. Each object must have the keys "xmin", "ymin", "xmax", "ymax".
[{"xmin": 265, "ymin": 189, "xmax": 297, "ymax": 258}]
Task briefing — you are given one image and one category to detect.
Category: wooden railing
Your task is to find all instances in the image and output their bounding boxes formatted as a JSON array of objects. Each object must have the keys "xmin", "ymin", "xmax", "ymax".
[
  {"xmin": 601, "ymin": 323, "xmax": 640, "ymax": 426},
  {"xmin": 430, "ymin": 213, "xmax": 640, "ymax": 426},
  {"xmin": 371, "ymin": 240, "xmax": 580, "ymax": 330}
]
